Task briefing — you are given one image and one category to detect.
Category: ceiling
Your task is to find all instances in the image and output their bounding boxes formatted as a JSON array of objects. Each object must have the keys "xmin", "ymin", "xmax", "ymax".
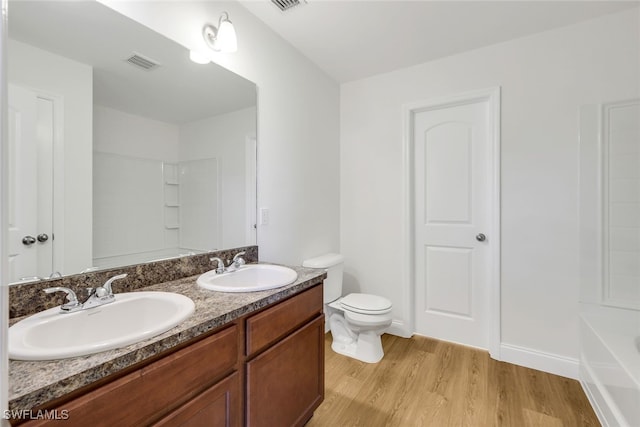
[{"xmin": 240, "ymin": 0, "xmax": 639, "ymax": 83}]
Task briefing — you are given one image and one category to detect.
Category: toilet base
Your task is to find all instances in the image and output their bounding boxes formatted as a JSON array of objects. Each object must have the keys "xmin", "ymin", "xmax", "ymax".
[
  {"xmin": 330, "ymin": 330, "xmax": 385, "ymax": 364},
  {"xmin": 326, "ymin": 299, "xmax": 391, "ymax": 364}
]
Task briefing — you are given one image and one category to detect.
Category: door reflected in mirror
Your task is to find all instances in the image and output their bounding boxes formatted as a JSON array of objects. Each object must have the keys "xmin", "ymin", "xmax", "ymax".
[{"xmin": 6, "ymin": 1, "xmax": 257, "ymax": 283}]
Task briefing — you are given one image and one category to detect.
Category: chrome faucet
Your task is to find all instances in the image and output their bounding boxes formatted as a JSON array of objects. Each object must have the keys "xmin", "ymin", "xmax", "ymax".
[
  {"xmin": 83, "ymin": 273, "xmax": 127, "ymax": 309},
  {"xmin": 100, "ymin": 273, "xmax": 127, "ymax": 296},
  {"xmin": 210, "ymin": 257, "xmax": 226, "ymax": 274},
  {"xmin": 44, "ymin": 273, "xmax": 127, "ymax": 313},
  {"xmin": 44, "ymin": 287, "xmax": 82, "ymax": 312},
  {"xmin": 226, "ymin": 251, "xmax": 246, "ymax": 272}
]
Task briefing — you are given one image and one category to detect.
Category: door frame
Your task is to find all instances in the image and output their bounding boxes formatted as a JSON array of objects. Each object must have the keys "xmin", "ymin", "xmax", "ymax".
[{"xmin": 402, "ymin": 87, "xmax": 501, "ymax": 359}]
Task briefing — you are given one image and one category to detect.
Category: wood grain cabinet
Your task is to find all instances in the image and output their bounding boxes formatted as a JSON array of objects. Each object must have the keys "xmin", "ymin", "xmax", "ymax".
[
  {"xmin": 245, "ymin": 285, "xmax": 325, "ymax": 426},
  {"xmin": 21, "ymin": 325, "xmax": 239, "ymax": 427},
  {"xmin": 18, "ymin": 284, "xmax": 324, "ymax": 427},
  {"xmin": 246, "ymin": 316, "xmax": 324, "ymax": 427},
  {"xmin": 153, "ymin": 372, "xmax": 240, "ymax": 427}
]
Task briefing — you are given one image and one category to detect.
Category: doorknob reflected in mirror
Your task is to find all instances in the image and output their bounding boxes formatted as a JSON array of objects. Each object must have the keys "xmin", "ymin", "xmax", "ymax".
[
  {"xmin": 22, "ymin": 236, "xmax": 36, "ymax": 246},
  {"xmin": 37, "ymin": 233, "xmax": 49, "ymax": 243},
  {"xmin": 476, "ymin": 233, "xmax": 486, "ymax": 242}
]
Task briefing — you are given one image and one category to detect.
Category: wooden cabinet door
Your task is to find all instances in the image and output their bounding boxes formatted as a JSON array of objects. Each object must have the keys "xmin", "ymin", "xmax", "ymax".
[
  {"xmin": 246, "ymin": 315, "xmax": 325, "ymax": 427},
  {"xmin": 153, "ymin": 372, "xmax": 240, "ymax": 427}
]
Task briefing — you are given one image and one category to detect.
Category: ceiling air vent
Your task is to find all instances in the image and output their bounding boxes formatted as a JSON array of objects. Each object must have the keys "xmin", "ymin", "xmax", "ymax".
[
  {"xmin": 271, "ymin": 0, "xmax": 304, "ymax": 12},
  {"xmin": 125, "ymin": 53, "xmax": 160, "ymax": 71}
]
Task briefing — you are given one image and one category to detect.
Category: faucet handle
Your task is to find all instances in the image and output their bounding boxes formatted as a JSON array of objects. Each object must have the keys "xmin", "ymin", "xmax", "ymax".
[
  {"xmin": 232, "ymin": 251, "xmax": 246, "ymax": 268},
  {"xmin": 44, "ymin": 287, "xmax": 81, "ymax": 311},
  {"xmin": 99, "ymin": 273, "xmax": 127, "ymax": 296},
  {"xmin": 209, "ymin": 257, "xmax": 226, "ymax": 274}
]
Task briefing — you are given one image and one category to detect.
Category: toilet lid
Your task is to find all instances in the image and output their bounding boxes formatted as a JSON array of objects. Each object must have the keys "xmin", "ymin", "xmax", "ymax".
[{"xmin": 340, "ymin": 293, "xmax": 392, "ymax": 314}]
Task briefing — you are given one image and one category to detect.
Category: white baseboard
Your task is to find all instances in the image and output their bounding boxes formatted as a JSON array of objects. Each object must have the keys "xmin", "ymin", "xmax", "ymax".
[
  {"xmin": 500, "ymin": 343, "xmax": 579, "ymax": 379},
  {"xmin": 383, "ymin": 328, "xmax": 579, "ymax": 380},
  {"xmin": 387, "ymin": 319, "xmax": 412, "ymax": 338}
]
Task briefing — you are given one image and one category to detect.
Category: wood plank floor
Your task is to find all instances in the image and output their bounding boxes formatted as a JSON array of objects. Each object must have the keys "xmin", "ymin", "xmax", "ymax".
[{"xmin": 307, "ymin": 333, "xmax": 599, "ymax": 427}]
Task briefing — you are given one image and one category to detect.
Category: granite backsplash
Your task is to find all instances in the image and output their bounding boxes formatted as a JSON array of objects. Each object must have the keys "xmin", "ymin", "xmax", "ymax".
[{"xmin": 8, "ymin": 245, "xmax": 258, "ymax": 319}]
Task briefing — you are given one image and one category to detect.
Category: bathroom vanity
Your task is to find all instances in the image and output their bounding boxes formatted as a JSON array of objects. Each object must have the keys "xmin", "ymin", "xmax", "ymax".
[{"xmin": 7, "ymin": 250, "xmax": 326, "ymax": 426}]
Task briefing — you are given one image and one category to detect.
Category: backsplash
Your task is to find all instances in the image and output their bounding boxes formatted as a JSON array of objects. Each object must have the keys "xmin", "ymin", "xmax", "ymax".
[{"xmin": 8, "ymin": 246, "xmax": 258, "ymax": 319}]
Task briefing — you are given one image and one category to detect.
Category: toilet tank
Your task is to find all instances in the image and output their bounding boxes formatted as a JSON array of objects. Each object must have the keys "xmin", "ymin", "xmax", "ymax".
[{"xmin": 302, "ymin": 253, "xmax": 344, "ymax": 304}]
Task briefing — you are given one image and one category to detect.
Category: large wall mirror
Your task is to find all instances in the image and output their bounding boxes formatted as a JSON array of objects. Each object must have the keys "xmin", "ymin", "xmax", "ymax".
[{"xmin": 6, "ymin": 1, "xmax": 257, "ymax": 283}]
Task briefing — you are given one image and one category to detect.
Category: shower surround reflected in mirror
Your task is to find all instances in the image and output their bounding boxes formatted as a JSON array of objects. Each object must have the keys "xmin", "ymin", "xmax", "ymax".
[{"xmin": 6, "ymin": 1, "xmax": 257, "ymax": 282}]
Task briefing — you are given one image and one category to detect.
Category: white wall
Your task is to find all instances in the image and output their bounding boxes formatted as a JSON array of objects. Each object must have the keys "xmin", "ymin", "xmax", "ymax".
[
  {"xmin": 341, "ymin": 8, "xmax": 639, "ymax": 377},
  {"xmin": 7, "ymin": 39, "xmax": 93, "ymax": 275},
  {"xmin": 180, "ymin": 106, "xmax": 256, "ymax": 249},
  {"xmin": 100, "ymin": 0, "xmax": 341, "ymax": 266},
  {"xmin": 94, "ymin": 105, "xmax": 180, "ymax": 161}
]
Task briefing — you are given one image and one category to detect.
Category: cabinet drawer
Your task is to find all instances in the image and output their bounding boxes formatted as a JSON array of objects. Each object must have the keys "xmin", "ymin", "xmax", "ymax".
[
  {"xmin": 246, "ymin": 285, "xmax": 322, "ymax": 357},
  {"xmin": 24, "ymin": 325, "xmax": 238, "ymax": 426}
]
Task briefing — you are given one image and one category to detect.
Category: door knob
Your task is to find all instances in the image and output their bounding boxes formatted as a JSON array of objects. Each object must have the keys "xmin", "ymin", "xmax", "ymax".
[
  {"xmin": 476, "ymin": 233, "xmax": 486, "ymax": 242},
  {"xmin": 22, "ymin": 235, "xmax": 36, "ymax": 246},
  {"xmin": 37, "ymin": 233, "xmax": 49, "ymax": 243}
]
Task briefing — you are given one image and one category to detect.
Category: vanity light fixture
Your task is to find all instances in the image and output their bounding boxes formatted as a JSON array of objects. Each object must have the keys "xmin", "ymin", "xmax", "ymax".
[
  {"xmin": 203, "ymin": 12, "xmax": 238, "ymax": 53},
  {"xmin": 189, "ymin": 50, "xmax": 211, "ymax": 65}
]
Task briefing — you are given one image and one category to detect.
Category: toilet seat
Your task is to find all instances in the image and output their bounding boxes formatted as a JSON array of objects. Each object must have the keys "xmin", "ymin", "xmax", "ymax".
[
  {"xmin": 340, "ymin": 293, "xmax": 392, "ymax": 315},
  {"xmin": 344, "ymin": 310, "xmax": 393, "ymax": 327}
]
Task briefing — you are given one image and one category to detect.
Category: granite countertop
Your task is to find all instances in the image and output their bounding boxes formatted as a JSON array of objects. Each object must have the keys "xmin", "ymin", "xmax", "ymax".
[{"xmin": 9, "ymin": 264, "xmax": 326, "ymax": 412}]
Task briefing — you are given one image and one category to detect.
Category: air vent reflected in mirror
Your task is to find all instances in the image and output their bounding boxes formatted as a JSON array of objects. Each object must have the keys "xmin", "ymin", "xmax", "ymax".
[
  {"xmin": 271, "ymin": 0, "xmax": 305, "ymax": 12},
  {"xmin": 125, "ymin": 52, "xmax": 160, "ymax": 71}
]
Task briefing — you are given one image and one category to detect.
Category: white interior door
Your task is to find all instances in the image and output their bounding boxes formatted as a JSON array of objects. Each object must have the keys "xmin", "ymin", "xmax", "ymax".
[
  {"xmin": 413, "ymin": 97, "xmax": 495, "ymax": 349},
  {"xmin": 8, "ymin": 84, "xmax": 54, "ymax": 282}
]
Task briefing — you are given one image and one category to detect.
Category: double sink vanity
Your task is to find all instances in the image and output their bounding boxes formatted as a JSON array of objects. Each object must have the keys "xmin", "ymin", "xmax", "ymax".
[{"xmin": 7, "ymin": 246, "xmax": 326, "ymax": 426}]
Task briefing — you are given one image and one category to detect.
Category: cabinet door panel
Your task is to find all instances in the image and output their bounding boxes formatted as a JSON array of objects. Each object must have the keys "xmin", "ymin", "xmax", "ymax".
[
  {"xmin": 246, "ymin": 315, "xmax": 325, "ymax": 427},
  {"xmin": 153, "ymin": 372, "xmax": 240, "ymax": 427}
]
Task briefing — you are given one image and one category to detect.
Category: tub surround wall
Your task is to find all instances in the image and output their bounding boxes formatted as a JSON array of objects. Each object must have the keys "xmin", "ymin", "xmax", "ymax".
[
  {"xmin": 579, "ymin": 101, "xmax": 640, "ymax": 425},
  {"xmin": 580, "ymin": 306, "xmax": 640, "ymax": 426},
  {"xmin": 93, "ymin": 105, "xmax": 258, "ymax": 267},
  {"xmin": 8, "ymin": 246, "xmax": 258, "ymax": 319}
]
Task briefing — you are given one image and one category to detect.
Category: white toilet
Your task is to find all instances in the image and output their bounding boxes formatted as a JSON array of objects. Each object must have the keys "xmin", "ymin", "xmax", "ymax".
[{"xmin": 302, "ymin": 253, "xmax": 392, "ymax": 363}]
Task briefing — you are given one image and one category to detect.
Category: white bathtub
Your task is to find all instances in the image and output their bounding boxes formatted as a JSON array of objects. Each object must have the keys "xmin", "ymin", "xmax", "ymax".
[{"xmin": 580, "ymin": 305, "xmax": 640, "ymax": 427}]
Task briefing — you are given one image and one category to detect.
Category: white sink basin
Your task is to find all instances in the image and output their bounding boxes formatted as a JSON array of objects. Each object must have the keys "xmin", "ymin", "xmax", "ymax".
[
  {"xmin": 9, "ymin": 291, "xmax": 195, "ymax": 361},
  {"xmin": 197, "ymin": 264, "xmax": 298, "ymax": 292}
]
